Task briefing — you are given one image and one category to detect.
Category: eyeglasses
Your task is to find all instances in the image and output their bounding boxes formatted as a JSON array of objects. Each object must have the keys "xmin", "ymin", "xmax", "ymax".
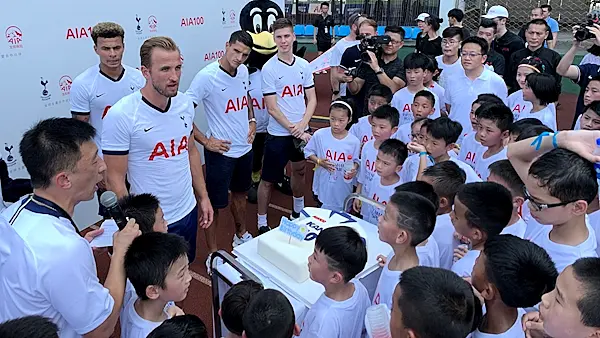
[
  {"xmin": 522, "ymin": 187, "xmax": 577, "ymax": 211},
  {"xmin": 442, "ymin": 39, "xmax": 459, "ymax": 46},
  {"xmin": 460, "ymin": 51, "xmax": 484, "ymax": 58}
]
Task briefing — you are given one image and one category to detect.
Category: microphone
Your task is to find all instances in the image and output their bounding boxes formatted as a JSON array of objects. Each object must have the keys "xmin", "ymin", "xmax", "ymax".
[{"xmin": 100, "ymin": 191, "xmax": 128, "ymax": 230}]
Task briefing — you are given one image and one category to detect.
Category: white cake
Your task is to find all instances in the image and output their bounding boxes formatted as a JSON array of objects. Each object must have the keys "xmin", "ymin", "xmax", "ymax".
[{"xmin": 256, "ymin": 208, "xmax": 367, "ymax": 283}]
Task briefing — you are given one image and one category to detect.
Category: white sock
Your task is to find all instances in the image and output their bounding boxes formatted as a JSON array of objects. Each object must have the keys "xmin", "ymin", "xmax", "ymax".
[
  {"xmin": 293, "ymin": 196, "xmax": 305, "ymax": 213},
  {"xmin": 258, "ymin": 214, "xmax": 267, "ymax": 227}
]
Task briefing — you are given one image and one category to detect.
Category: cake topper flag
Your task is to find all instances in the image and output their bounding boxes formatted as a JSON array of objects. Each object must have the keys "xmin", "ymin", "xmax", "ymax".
[{"xmin": 278, "ymin": 217, "xmax": 308, "ymax": 242}]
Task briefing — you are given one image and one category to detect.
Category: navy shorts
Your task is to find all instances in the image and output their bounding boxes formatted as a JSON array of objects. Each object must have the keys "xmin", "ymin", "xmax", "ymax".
[
  {"xmin": 205, "ymin": 149, "xmax": 253, "ymax": 209},
  {"xmin": 261, "ymin": 134, "xmax": 305, "ymax": 184},
  {"xmin": 168, "ymin": 205, "xmax": 199, "ymax": 263},
  {"xmin": 317, "ymin": 39, "xmax": 332, "ymax": 52}
]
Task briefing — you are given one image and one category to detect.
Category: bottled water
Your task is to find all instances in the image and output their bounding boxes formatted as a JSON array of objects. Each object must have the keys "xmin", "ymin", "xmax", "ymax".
[{"xmin": 365, "ymin": 304, "xmax": 392, "ymax": 338}]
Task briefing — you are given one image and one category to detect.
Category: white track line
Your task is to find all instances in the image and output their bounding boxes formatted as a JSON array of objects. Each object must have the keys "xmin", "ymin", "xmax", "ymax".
[{"xmin": 190, "ymin": 270, "xmax": 212, "ymax": 287}]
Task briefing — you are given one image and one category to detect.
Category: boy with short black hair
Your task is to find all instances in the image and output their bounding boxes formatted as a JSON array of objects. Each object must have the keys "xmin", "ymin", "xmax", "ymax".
[
  {"xmin": 350, "ymin": 84, "xmax": 393, "ymax": 148},
  {"xmin": 220, "ymin": 280, "xmax": 263, "ymax": 338},
  {"xmin": 507, "ymin": 118, "xmax": 543, "ymax": 143},
  {"xmin": 390, "ymin": 266, "xmax": 483, "ymax": 338},
  {"xmin": 121, "ymin": 232, "xmax": 191, "ymax": 338},
  {"xmin": 514, "ymin": 124, "xmax": 553, "ymax": 142},
  {"xmin": 487, "ymin": 160, "xmax": 528, "ymax": 239},
  {"xmin": 300, "ymin": 226, "xmax": 369, "ymax": 337},
  {"xmin": 355, "ymin": 106, "xmax": 400, "ymax": 218},
  {"xmin": 523, "ymin": 257, "xmax": 600, "ymax": 338},
  {"xmin": 357, "ymin": 138, "xmax": 407, "ymax": 224},
  {"xmin": 471, "ymin": 235, "xmax": 558, "ymax": 337},
  {"xmin": 148, "ymin": 315, "xmax": 208, "ymax": 338},
  {"xmin": 0, "ymin": 316, "xmax": 59, "ymax": 338},
  {"xmin": 507, "ymin": 130, "xmax": 599, "ymax": 273},
  {"xmin": 374, "ymin": 191, "xmax": 436, "ymax": 309},
  {"xmin": 394, "ymin": 90, "xmax": 436, "ymax": 144},
  {"xmin": 421, "ymin": 161, "xmax": 467, "ymax": 269},
  {"xmin": 392, "ymin": 53, "xmax": 440, "ymax": 126},
  {"xmin": 473, "ymin": 103, "xmax": 513, "ymax": 180},
  {"xmin": 408, "ymin": 117, "xmax": 480, "ymax": 182},
  {"xmin": 451, "ymin": 182, "xmax": 513, "ymax": 277},
  {"xmin": 243, "ymin": 289, "xmax": 299, "ymax": 338},
  {"xmin": 119, "ymin": 193, "xmax": 168, "ymax": 234}
]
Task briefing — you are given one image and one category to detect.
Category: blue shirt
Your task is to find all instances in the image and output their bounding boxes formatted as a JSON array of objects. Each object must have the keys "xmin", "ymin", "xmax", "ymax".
[{"xmin": 546, "ymin": 17, "xmax": 559, "ymax": 33}]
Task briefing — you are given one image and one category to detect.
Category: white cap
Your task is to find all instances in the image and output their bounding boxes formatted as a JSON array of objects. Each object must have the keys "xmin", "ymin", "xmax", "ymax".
[
  {"xmin": 482, "ymin": 5, "xmax": 509, "ymax": 19},
  {"xmin": 415, "ymin": 13, "xmax": 430, "ymax": 21}
]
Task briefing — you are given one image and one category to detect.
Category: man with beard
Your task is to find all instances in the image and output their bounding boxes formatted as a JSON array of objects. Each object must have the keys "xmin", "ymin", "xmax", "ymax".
[{"xmin": 102, "ymin": 36, "xmax": 213, "ymax": 264}]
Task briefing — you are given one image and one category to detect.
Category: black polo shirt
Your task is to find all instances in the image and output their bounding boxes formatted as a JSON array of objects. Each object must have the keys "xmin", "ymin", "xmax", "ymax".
[
  {"xmin": 313, "ymin": 14, "xmax": 334, "ymax": 42},
  {"xmin": 485, "ymin": 49, "xmax": 505, "ymax": 77},
  {"xmin": 508, "ymin": 46, "xmax": 562, "ymax": 90},
  {"xmin": 354, "ymin": 56, "xmax": 406, "ymax": 118},
  {"xmin": 416, "ymin": 34, "xmax": 443, "ymax": 57},
  {"xmin": 493, "ymin": 31, "xmax": 525, "ymax": 82}
]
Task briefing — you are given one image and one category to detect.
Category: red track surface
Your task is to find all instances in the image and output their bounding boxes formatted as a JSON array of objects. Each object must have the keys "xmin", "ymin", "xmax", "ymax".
[{"xmin": 93, "ymin": 52, "xmax": 578, "ymax": 337}]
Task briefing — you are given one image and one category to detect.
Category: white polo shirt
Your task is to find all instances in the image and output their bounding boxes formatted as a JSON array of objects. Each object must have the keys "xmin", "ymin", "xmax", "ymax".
[
  {"xmin": 186, "ymin": 61, "xmax": 252, "ymax": 158},
  {"xmin": 249, "ymin": 69, "xmax": 269, "ymax": 133},
  {"xmin": 102, "ymin": 91, "xmax": 196, "ymax": 223},
  {"xmin": 262, "ymin": 55, "xmax": 315, "ymax": 136},
  {"xmin": 445, "ymin": 68, "xmax": 508, "ymax": 133},
  {"xmin": 435, "ymin": 56, "xmax": 463, "ymax": 89},
  {"xmin": 70, "ymin": 65, "xmax": 146, "ymax": 155},
  {"xmin": 0, "ymin": 196, "xmax": 114, "ymax": 338}
]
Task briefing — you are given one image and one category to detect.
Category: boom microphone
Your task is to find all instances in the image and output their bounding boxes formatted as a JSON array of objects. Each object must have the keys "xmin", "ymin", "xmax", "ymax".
[{"xmin": 100, "ymin": 191, "xmax": 128, "ymax": 230}]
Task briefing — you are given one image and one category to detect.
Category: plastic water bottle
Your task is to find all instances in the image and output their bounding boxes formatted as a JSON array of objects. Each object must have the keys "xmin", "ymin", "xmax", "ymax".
[
  {"xmin": 365, "ymin": 304, "xmax": 392, "ymax": 338},
  {"xmin": 343, "ymin": 156, "xmax": 354, "ymax": 183},
  {"xmin": 594, "ymin": 138, "xmax": 600, "ymax": 179}
]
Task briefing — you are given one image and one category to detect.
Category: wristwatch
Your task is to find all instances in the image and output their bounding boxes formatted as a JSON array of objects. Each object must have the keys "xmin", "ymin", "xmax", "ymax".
[
  {"xmin": 375, "ymin": 68, "xmax": 384, "ymax": 75},
  {"xmin": 249, "ymin": 118, "xmax": 256, "ymax": 123}
]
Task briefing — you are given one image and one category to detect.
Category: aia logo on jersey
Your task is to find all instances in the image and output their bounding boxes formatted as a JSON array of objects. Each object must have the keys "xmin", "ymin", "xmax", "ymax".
[
  {"xmin": 251, "ymin": 96, "xmax": 265, "ymax": 111},
  {"xmin": 325, "ymin": 150, "xmax": 348, "ymax": 162},
  {"xmin": 148, "ymin": 15, "xmax": 158, "ymax": 33},
  {"xmin": 371, "ymin": 192, "xmax": 388, "ymax": 205},
  {"xmin": 225, "ymin": 96, "xmax": 249, "ymax": 113},
  {"xmin": 59, "ymin": 75, "xmax": 72, "ymax": 96},
  {"xmin": 364, "ymin": 158, "xmax": 377, "ymax": 173},
  {"xmin": 149, "ymin": 136, "xmax": 189, "ymax": 161},
  {"xmin": 281, "ymin": 84, "xmax": 303, "ymax": 98},
  {"xmin": 402, "ymin": 104, "xmax": 411, "ymax": 113},
  {"xmin": 361, "ymin": 135, "xmax": 373, "ymax": 144},
  {"xmin": 5, "ymin": 25, "xmax": 23, "ymax": 49},
  {"xmin": 465, "ymin": 151, "xmax": 476, "ymax": 164},
  {"xmin": 66, "ymin": 26, "xmax": 92, "ymax": 40}
]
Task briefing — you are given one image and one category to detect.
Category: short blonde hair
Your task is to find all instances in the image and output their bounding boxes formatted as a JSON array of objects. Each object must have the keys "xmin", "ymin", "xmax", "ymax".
[
  {"xmin": 91, "ymin": 22, "xmax": 125, "ymax": 45},
  {"xmin": 140, "ymin": 36, "xmax": 179, "ymax": 68}
]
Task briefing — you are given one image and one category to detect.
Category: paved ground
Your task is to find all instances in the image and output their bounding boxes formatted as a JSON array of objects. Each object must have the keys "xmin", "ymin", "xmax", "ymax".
[{"xmin": 93, "ymin": 47, "xmax": 579, "ymax": 337}]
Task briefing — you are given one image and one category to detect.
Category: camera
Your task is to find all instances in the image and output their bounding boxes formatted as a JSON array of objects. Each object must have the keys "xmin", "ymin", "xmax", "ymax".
[
  {"xmin": 575, "ymin": 14, "xmax": 600, "ymax": 41},
  {"xmin": 358, "ymin": 35, "xmax": 391, "ymax": 62}
]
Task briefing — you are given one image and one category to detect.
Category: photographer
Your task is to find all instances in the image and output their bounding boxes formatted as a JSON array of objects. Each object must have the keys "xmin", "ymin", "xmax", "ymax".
[
  {"xmin": 345, "ymin": 21, "xmax": 406, "ymax": 119},
  {"xmin": 557, "ymin": 23, "xmax": 600, "ymax": 127}
]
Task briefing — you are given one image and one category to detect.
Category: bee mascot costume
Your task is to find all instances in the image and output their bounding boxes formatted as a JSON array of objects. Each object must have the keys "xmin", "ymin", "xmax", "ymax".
[{"xmin": 240, "ymin": 0, "xmax": 306, "ymax": 203}]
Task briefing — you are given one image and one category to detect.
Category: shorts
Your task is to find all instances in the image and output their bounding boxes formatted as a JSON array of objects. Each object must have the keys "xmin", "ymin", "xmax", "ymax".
[
  {"xmin": 317, "ymin": 39, "xmax": 332, "ymax": 52},
  {"xmin": 168, "ymin": 205, "xmax": 199, "ymax": 263},
  {"xmin": 205, "ymin": 149, "xmax": 253, "ymax": 209},
  {"xmin": 252, "ymin": 132, "xmax": 268, "ymax": 172},
  {"xmin": 261, "ymin": 134, "xmax": 305, "ymax": 184}
]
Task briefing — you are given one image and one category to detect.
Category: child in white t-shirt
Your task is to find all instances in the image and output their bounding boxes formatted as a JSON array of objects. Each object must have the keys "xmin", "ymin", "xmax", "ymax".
[
  {"xmin": 147, "ymin": 315, "xmax": 208, "ymax": 338},
  {"xmin": 450, "ymin": 182, "xmax": 513, "ymax": 278},
  {"xmin": 471, "ymin": 235, "xmax": 558, "ymax": 338},
  {"xmin": 391, "ymin": 53, "xmax": 441, "ymax": 126},
  {"xmin": 349, "ymin": 84, "xmax": 392, "ymax": 150},
  {"xmin": 578, "ymin": 100, "xmax": 600, "ymax": 131},
  {"xmin": 373, "ymin": 190, "xmax": 436, "ymax": 309},
  {"xmin": 519, "ymin": 73, "xmax": 560, "ymax": 131},
  {"xmin": 508, "ymin": 130, "xmax": 599, "ymax": 273},
  {"xmin": 473, "ymin": 104, "xmax": 512, "ymax": 180},
  {"xmin": 395, "ymin": 181, "xmax": 442, "ymax": 268},
  {"xmin": 219, "ymin": 280, "xmax": 263, "ymax": 338},
  {"xmin": 487, "ymin": 160, "xmax": 528, "ymax": 238},
  {"xmin": 300, "ymin": 226, "xmax": 370, "ymax": 338},
  {"xmin": 421, "ymin": 161, "xmax": 467, "ymax": 270},
  {"xmin": 355, "ymin": 105, "xmax": 399, "ymax": 216},
  {"xmin": 458, "ymin": 94, "xmax": 505, "ymax": 167},
  {"xmin": 394, "ymin": 90, "xmax": 436, "ymax": 144},
  {"xmin": 358, "ymin": 139, "xmax": 407, "ymax": 224},
  {"xmin": 305, "ymin": 99, "xmax": 360, "ymax": 211},
  {"xmin": 423, "ymin": 56, "xmax": 446, "ymax": 114},
  {"xmin": 507, "ymin": 56, "xmax": 557, "ymax": 122},
  {"xmin": 121, "ymin": 233, "xmax": 191, "ymax": 338}
]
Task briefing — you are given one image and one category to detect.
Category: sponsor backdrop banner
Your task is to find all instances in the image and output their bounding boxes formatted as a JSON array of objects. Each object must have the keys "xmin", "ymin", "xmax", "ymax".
[{"xmin": 0, "ymin": 0, "xmax": 283, "ymax": 228}]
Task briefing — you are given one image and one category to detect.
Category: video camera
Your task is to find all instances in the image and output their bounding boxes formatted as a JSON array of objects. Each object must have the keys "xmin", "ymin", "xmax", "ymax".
[
  {"xmin": 358, "ymin": 35, "xmax": 391, "ymax": 62},
  {"xmin": 575, "ymin": 13, "xmax": 600, "ymax": 41}
]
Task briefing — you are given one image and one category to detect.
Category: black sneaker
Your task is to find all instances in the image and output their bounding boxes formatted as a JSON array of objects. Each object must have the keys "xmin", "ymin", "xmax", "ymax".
[
  {"xmin": 276, "ymin": 175, "xmax": 293, "ymax": 196},
  {"xmin": 257, "ymin": 225, "xmax": 272, "ymax": 235},
  {"xmin": 290, "ymin": 211, "xmax": 301, "ymax": 220},
  {"xmin": 247, "ymin": 182, "xmax": 259, "ymax": 204}
]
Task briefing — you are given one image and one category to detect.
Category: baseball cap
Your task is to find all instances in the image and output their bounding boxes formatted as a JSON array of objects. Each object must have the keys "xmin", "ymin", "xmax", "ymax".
[
  {"xmin": 415, "ymin": 13, "xmax": 430, "ymax": 21},
  {"xmin": 482, "ymin": 5, "xmax": 509, "ymax": 19}
]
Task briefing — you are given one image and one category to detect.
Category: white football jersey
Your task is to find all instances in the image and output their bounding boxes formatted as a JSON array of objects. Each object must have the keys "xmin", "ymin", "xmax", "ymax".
[
  {"xmin": 70, "ymin": 65, "xmax": 145, "ymax": 155},
  {"xmin": 185, "ymin": 61, "xmax": 251, "ymax": 158},
  {"xmin": 262, "ymin": 55, "xmax": 315, "ymax": 136},
  {"xmin": 249, "ymin": 69, "xmax": 269, "ymax": 133},
  {"xmin": 101, "ymin": 91, "xmax": 196, "ymax": 224}
]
